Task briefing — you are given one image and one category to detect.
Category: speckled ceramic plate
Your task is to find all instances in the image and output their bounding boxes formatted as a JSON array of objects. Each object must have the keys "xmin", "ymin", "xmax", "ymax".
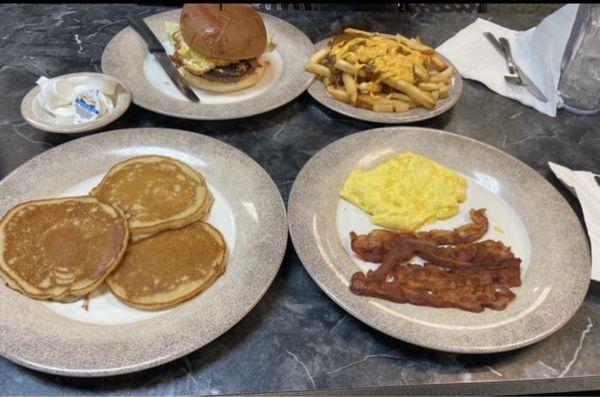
[
  {"xmin": 101, "ymin": 9, "xmax": 314, "ymax": 120},
  {"xmin": 307, "ymin": 38, "xmax": 463, "ymax": 124},
  {"xmin": 288, "ymin": 127, "xmax": 590, "ymax": 353},
  {"xmin": 20, "ymin": 72, "xmax": 131, "ymax": 134},
  {"xmin": 0, "ymin": 128, "xmax": 287, "ymax": 376}
]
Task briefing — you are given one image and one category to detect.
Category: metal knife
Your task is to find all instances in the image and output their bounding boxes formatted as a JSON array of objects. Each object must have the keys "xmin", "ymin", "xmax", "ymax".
[
  {"xmin": 483, "ymin": 32, "xmax": 548, "ymax": 103},
  {"xmin": 126, "ymin": 14, "xmax": 200, "ymax": 103}
]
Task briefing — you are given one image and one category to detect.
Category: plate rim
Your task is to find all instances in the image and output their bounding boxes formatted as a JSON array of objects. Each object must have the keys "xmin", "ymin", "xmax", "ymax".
[
  {"xmin": 100, "ymin": 10, "xmax": 315, "ymax": 121},
  {"xmin": 306, "ymin": 37, "xmax": 463, "ymax": 124},
  {"xmin": 288, "ymin": 126, "xmax": 590, "ymax": 354},
  {"xmin": 0, "ymin": 127, "xmax": 288, "ymax": 376}
]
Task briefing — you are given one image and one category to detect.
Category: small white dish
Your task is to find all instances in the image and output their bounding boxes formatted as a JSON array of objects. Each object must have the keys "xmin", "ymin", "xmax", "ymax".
[{"xmin": 20, "ymin": 72, "xmax": 131, "ymax": 134}]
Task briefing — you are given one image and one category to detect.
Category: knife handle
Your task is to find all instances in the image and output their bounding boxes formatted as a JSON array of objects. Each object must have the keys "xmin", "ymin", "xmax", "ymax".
[
  {"xmin": 126, "ymin": 13, "xmax": 164, "ymax": 53},
  {"xmin": 498, "ymin": 37, "xmax": 518, "ymax": 74}
]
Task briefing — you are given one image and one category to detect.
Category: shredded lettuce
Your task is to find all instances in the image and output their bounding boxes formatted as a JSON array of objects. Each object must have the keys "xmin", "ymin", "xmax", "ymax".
[{"xmin": 164, "ymin": 21, "xmax": 179, "ymax": 45}]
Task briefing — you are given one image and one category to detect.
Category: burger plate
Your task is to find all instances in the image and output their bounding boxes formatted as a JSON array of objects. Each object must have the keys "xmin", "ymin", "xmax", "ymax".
[{"xmin": 101, "ymin": 9, "xmax": 315, "ymax": 120}]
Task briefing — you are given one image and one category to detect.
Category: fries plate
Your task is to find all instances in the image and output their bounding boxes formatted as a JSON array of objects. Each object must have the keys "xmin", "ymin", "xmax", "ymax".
[{"xmin": 307, "ymin": 37, "xmax": 463, "ymax": 124}]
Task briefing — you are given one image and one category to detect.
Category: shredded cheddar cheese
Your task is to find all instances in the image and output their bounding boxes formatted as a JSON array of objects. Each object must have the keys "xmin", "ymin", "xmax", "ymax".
[{"xmin": 329, "ymin": 35, "xmax": 426, "ymax": 85}]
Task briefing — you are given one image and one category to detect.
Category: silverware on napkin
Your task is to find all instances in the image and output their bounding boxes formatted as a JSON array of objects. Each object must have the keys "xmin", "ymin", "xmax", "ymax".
[
  {"xmin": 126, "ymin": 14, "xmax": 200, "ymax": 103},
  {"xmin": 483, "ymin": 32, "xmax": 548, "ymax": 103}
]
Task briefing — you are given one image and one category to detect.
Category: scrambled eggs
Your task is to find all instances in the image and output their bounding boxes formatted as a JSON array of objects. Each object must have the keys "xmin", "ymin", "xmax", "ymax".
[{"xmin": 340, "ymin": 152, "xmax": 467, "ymax": 231}]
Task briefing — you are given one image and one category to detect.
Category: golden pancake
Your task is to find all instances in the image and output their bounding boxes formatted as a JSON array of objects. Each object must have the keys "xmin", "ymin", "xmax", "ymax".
[
  {"xmin": 0, "ymin": 196, "xmax": 129, "ymax": 302},
  {"xmin": 106, "ymin": 220, "xmax": 227, "ymax": 310},
  {"xmin": 91, "ymin": 155, "xmax": 213, "ymax": 240},
  {"xmin": 129, "ymin": 190, "xmax": 214, "ymax": 242}
]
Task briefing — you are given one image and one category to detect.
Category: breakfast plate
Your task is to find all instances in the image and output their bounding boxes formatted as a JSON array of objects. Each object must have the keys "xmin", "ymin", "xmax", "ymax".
[
  {"xmin": 307, "ymin": 38, "xmax": 463, "ymax": 124},
  {"xmin": 288, "ymin": 126, "xmax": 590, "ymax": 353},
  {"xmin": 101, "ymin": 9, "xmax": 314, "ymax": 120},
  {"xmin": 0, "ymin": 128, "xmax": 287, "ymax": 376}
]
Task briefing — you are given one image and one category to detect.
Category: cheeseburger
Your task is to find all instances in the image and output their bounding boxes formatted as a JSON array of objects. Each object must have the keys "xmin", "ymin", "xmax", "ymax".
[{"xmin": 170, "ymin": 3, "xmax": 268, "ymax": 92}]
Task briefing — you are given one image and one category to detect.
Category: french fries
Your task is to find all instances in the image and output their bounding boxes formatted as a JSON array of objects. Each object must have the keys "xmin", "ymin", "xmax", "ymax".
[
  {"xmin": 334, "ymin": 59, "xmax": 365, "ymax": 77},
  {"xmin": 382, "ymin": 78, "xmax": 436, "ymax": 109},
  {"xmin": 414, "ymin": 64, "xmax": 430, "ymax": 82},
  {"xmin": 309, "ymin": 47, "xmax": 330, "ymax": 65},
  {"xmin": 326, "ymin": 85, "xmax": 351, "ymax": 103},
  {"xmin": 417, "ymin": 82, "xmax": 439, "ymax": 92},
  {"xmin": 438, "ymin": 83, "xmax": 449, "ymax": 99},
  {"xmin": 395, "ymin": 34, "xmax": 435, "ymax": 55},
  {"xmin": 429, "ymin": 67, "xmax": 454, "ymax": 83},
  {"xmin": 373, "ymin": 103, "xmax": 394, "ymax": 113},
  {"xmin": 305, "ymin": 27, "xmax": 454, "ymax": 114},
  {"xmin": 343, "ymin": 27, "xmax": 375, "ymax": 37},
  {"xmin": 342, "ymin": 73, "xmax": 358, "ymax": 103},
  {"xmin": 430, "ymin": 54, "xmax": 448, "ymax": 71},
  {"xmin": 305, "ymin": 63, "xmax": 330, "ymax": 78}
]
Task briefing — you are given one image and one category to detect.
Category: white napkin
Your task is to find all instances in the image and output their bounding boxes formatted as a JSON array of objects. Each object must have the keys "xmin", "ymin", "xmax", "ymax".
[
  {"xmin": 549, "ymin": 162, "xmax": 600, "ymax": 281},
  {"xmin": 436, "ymin": 4, "xmax": 579, "ymax": 117}
]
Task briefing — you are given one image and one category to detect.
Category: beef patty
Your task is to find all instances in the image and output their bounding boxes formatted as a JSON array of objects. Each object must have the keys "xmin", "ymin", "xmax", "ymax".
[{"xmin": 202, "ymin": 59, "xmax": 259, "ymax": 83}]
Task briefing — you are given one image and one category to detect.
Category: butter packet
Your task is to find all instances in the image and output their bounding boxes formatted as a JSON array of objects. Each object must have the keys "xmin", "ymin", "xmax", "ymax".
[{"xmin": 72, "ymin": 87, "xmax": 113, "ymax": 124}]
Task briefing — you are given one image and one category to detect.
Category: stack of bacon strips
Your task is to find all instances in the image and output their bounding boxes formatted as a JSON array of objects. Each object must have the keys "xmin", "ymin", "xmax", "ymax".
[{"xmin": 349, "ymin": 209, "xmax": 522, "ymax": 312}]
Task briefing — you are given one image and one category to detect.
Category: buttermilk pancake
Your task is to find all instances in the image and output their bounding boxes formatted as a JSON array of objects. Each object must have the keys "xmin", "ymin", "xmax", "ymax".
[
  {"xmin": 106, "ymin": 220, "xmax": 227, "ymax": 310},
  {"xmin": 91, "ymin": 155, "xmax": 213, "ymax": 241},
  {"xmin": 0, "ymin": 197, "xmax": 128, "ymax": 302}
]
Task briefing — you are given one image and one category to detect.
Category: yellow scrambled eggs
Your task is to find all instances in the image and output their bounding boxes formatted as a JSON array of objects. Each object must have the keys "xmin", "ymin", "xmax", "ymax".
[{"xmin": 340, "ymin": 152, "xmax": 467, "ymax": 231}]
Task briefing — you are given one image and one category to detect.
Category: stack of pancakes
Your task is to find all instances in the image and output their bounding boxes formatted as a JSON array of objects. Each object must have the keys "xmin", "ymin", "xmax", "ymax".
[{"xmin": 0, "ymin": 155, "xmax": 227, "ymax": 310}]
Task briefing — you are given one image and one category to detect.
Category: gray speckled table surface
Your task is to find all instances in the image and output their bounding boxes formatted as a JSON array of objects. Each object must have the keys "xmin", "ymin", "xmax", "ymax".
[{"xmin": 1, "ymin": 4, "xmax": 599, "ymax": 396}]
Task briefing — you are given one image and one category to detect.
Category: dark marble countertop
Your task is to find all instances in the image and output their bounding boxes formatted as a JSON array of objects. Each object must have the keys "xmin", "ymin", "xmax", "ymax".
[{"xmin": 1, "ymin": 4, "xmax": 600, "ymax": 396}]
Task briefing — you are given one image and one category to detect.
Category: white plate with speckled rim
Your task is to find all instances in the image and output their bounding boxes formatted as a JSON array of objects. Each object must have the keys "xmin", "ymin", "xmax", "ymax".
[
  {"xmin": 101, "ymin": 9, "xmax": 314, "ymax": 120},
  {"xmin": 0, "ymin": 128, "xmax": 287, "ymax": 376},
  {"xmin": 288, "ymin": 126, "xmax": 590, "ymax": 353},
  {"xmin": 307, "ymin": 38, "xmax": 463, "ymax": 124}
]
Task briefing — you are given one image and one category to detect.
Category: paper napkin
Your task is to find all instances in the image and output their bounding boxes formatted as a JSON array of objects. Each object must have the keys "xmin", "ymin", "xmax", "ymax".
[
  {"xmin": 549, "ymin": 162, "xmax": 600, "ymax": 281},
  {"xmin": 436, "ymin": 4, "xmax": 579, "ymax": 117}
]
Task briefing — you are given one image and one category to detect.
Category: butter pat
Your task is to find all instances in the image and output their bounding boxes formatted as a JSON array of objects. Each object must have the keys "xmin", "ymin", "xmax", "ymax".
[{"xmin": 72, "ymin": 87, "xmax": 113, "ymax": 124}]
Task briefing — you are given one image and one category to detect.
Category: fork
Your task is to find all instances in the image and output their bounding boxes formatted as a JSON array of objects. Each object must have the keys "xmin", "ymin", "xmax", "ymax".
[
  {"xmin": 483, "ymin": 32, "xmax": 523, "ymax": 85},
  {"xmin": 498, "ymin": 37, "xmax": 523, "ymax": 85}
]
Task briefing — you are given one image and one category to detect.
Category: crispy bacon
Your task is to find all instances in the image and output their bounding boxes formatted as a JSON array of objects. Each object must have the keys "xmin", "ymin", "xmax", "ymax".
[
  {"xmin": 350, "ymin": 209, "xmax": 489, "ymax": 263},
  {"xmin": 370, "ymin": 238, "xmax": 519, "ymax": 284},
  {"xmin": 417, "ymin": 208, "xmax": 489, "ymax": 244},
  {"xmin": 350, "ymin": 267, "xmax": 517, "ymax": 313},
  {"xmin": 348, "ymin": 208, "xmax": 521, "ymax": 312}
]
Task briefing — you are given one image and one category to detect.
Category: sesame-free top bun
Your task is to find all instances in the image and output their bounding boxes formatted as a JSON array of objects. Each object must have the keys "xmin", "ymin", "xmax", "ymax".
[{"xmin": 180, "ymin": 3, "xmax": 267, "ymax": 61}]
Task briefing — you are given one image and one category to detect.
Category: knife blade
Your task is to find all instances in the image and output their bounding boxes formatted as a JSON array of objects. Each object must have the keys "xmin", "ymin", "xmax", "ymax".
[
  {"xmin": 126, "ymin": 14, "xmax": 200, "ymax": 103},
  {"xmin": 514, "ymin": 64, "xmax": 548, "ymax": 103},
  {"xmin": 483, "ymin": 32, "xmax": 505, "ymax": 58}
]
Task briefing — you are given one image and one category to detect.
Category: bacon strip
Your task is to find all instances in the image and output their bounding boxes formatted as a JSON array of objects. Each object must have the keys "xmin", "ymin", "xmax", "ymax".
[
  {"xmin": 369, "ymin": 238, "xmax": 519, "ymax": 284},
  {"xmin": 350, "ymin": 209, "xmax": 489, "ymax": 263},
  {"xmin": 347, "ymin": 208, "xmax": 522, "ymax": 312},
  {"xmin": 350, "ymin": 268, "xmax": 516, "ymax": 313}
]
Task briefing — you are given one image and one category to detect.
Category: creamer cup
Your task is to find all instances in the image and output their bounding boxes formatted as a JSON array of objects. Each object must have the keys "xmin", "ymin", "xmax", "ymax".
[
  {"xmin": 53, "ymin": 105, "xmax": 77, "ymax": 124},
  {"xmin": 37, "ymin": 77, "xmax": 75, "ymax": 108},
  {"xmin": 87, "ymin": 76, "xmax": 117, "ymax": 96}
]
